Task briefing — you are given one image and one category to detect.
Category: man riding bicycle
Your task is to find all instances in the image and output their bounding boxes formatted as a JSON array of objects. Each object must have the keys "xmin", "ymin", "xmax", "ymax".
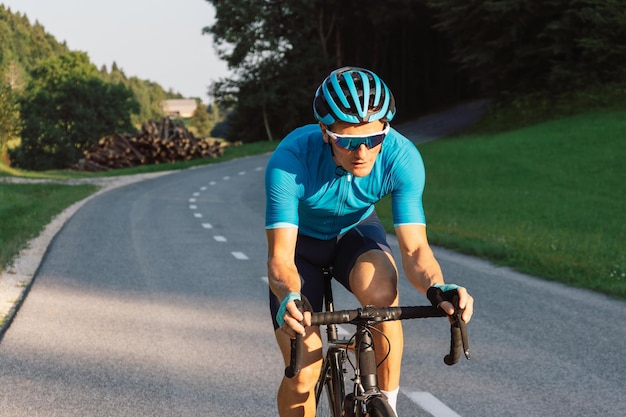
[{"xmin": 265, "ymin": 67, "xmax": 474, "ymax": 416}]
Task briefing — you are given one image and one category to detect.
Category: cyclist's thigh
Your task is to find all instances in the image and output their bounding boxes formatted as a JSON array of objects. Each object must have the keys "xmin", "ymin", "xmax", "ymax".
[{"xmin": 333, "ymin": 211, "xmax": 393, "ymax": 291}]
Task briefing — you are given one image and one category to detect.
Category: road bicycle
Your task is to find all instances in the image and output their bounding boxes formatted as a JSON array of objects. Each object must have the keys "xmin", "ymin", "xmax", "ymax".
[{"xmin": 285, "ymin": 267, "xmax": 469, "ymax": 417}]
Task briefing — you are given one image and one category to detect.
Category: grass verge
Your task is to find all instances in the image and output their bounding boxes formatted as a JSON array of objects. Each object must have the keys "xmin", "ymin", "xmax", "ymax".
[
  {"xmin": 0, "ymin": 183, "xmax": 99, "ymax": 273},
  {"xmin": 377, "ymin": 109, "xmax": 626, "ymax": 299}
]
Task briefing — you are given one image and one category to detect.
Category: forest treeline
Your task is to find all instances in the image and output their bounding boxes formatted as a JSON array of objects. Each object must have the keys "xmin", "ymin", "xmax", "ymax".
[
  {"xmin": 2, "ymin": 1, "xmax": 625, "ymax": 169},
  {"xmin": 0, "ymin": 5, "xmax": 219, "ymax": 170},
  {"xmin": 204, "ymin": 0, "xmax": 626, "ymax": 142}
]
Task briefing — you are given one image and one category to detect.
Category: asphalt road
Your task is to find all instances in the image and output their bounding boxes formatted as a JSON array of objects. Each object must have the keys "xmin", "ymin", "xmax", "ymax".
[
  {"xmin": 1, "ymin": 151, "xmax": 624, "ymax": 416},
  {"xmin": 2, "ymin": 100, "xmax": 625, "ymax": 416}
]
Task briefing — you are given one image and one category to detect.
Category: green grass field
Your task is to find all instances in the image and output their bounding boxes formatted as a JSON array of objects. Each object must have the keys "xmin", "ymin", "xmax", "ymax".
[
  {"xmin": 0, "ymin": 183, "xmax": 99, "ymax": 271},
  {"xmin": 377, "ymin": 109, "xmax": 626, "ymax": 298},
  {"xmin": 1, "ymin": 109, "xmax": 624, "ymax": 299}
]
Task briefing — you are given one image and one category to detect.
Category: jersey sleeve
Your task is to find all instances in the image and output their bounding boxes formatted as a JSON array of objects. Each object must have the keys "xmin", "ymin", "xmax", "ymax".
[
  {"xmin": 265, "ymin": 146, "xmax": 303, "ymax": 229},
  {"xmin": 390, "ymin": 141, "xmax": 427, "ymax": 226}
]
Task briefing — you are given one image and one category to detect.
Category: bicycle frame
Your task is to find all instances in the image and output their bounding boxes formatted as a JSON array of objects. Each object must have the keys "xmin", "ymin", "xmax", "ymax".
[
  {"xmin": 315, "ymin": 269, "xmax": 344, "ymax": 415},
  {"xmin": 285, "ymin": 267, "xmax": 470, "ymax": 417},
  {"xmin": 315, "ymin": 268, "xmax": 392, "ymax": 417}
]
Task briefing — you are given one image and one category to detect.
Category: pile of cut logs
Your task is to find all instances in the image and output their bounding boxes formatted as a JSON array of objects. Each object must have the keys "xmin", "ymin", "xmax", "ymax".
[{"xmin": 73, "ymin": 118, "xmax": 226, "ymax": 171}]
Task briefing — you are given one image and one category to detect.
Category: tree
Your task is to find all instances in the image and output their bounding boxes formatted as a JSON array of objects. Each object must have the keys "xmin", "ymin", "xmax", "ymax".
[
  {"xmin": 189, "ymin": 102, "xmax": 215, "ymax": 137},
  {"xmin": 426, "ymin": 0, "xmax": 626, "ymax": 95},
  {"xmin": 11, "ymin": 52, "xmax": 138, "ymax": 170},
  {"xmin": 0, "ymin": 82, "xmax": 20, "ymax": 165},
  {"xmin": 204, "ymin": 0, "xmax": 470, "ymax": 142},
  {"xmin": 204, "ymin": 0, "xmax": 327, "ymax": 142}
]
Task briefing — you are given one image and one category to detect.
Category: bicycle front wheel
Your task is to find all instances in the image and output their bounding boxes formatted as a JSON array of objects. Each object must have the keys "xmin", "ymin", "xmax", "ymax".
[{"xmin": 366, "ymin": 396, "xmax": 396, "ymax": 417}]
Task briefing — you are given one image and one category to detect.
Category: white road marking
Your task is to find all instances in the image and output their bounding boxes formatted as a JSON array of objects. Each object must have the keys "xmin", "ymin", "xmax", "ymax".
[
  {"xmin": 200, "ymin": 186, "xmax": 207, "ymax": 190},
  {"xmin": 223, "ymin": 176, "xmax": 230, "ymax": 180},
  {"xmin": 403, "ymin": 391, "xmax": 462, "ymax": 417},
  {"xmin": 189, "ymin": 205, "xmax": 197, "ymax": 210},
  {"xmin": 255, "ymin": 166, "xmax": 264, "ymax": 171},
  {"xmin": 261, "ymin": 276, "xmax": 269, "ymax": 284},
  {"xmin": 194, "ymin": 213, "xmax": 203, "ymax": 218},
  {"xmin": 210, "ymin": 181, "xmax": 216, "ymax": 185},
  {"xmin": 193, "ymin": 192, "xmax": 200, "ymax": 196},
  {"xmin": 189, "ymin": 198, "xmax": 196, "ymax": 202},
  {"xmin": 238, "ymin": 171, "xmax": 246, "ymax": 175},
  {"xmin": 201, "ymin": 223, "xmax": 213, "ymax": 229},
  {"xmin": 214, "ymin": 236, "xmax": 227, "ymax": 242},
  {"xmin": 232, "ymin": 251, "xmax": 249, "ymax": 260}
]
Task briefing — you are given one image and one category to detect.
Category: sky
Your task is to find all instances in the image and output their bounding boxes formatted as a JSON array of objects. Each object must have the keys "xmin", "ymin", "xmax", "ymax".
[{"xmin": 2, "ymin": 0, "xmax": 232, "ymax": 103}]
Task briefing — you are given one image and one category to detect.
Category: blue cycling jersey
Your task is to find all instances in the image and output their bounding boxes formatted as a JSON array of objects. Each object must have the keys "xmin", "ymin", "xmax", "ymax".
[{"xmin": 265, "ymin": 124, "xmax": 426, "ymax": 240}]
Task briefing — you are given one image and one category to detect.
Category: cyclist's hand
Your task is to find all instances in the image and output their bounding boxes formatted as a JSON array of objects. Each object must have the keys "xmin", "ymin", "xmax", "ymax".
[
  {"xmin": 428, "ymin": 284, "xmax": 474, "ymax": 323},
  {"xmin": 276, "ymin": 293, "xmax": 312, "ymax": 338}
]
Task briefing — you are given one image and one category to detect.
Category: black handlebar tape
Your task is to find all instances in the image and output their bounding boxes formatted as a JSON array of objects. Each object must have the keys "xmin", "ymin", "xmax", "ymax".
[
  {"xmin": 444, "ymin": 319, "xmax": 463, "ymax": 365},
  {"xmin": 285, "ymin": 333, "xmax": 303, "ymax": 378},
  {"xmin": 426, "ymin": 287, "xmax": 471, "ymax": 365},
  {"xmin": 460, "ymin": 317, "xmax": 470, "ymax": 360},
  {"xmin": 284, "ymin": 299, "xmax": 305, "ymax": 378},
  {"xmin": 310, "ymin": 306, "xmax": 445, "ymax": 326}
]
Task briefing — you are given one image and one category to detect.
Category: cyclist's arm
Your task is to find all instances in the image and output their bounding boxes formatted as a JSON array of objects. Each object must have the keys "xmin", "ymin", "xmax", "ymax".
[
  {"xmin": 395, "ymin": 224, "xmax": 474, "ymax": 322},
  {"xmin": 395, "ymin": 224, "xmax": 443, "ymax": 291},
  {"xmin": 266, "ymin": 227, "xmax": 310, "ymax": 335}
]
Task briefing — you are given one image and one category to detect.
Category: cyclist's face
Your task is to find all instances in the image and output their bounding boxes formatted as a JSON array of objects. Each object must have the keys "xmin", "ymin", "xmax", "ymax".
[{"xmin": 321, "ymin": 120, "xmax": 385, "ymax": 177}]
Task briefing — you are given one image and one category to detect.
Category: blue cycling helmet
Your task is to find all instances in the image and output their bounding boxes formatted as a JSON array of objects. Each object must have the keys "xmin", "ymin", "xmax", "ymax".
[{"xmin": 313, "ymin": 67, "xmax": 396, "ymax": 125}]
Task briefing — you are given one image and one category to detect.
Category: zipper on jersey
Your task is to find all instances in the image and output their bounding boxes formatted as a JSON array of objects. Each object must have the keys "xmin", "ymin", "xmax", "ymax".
[{"xmin": 330, "ymin": 173, "xmax": 352, "ymax": 234}]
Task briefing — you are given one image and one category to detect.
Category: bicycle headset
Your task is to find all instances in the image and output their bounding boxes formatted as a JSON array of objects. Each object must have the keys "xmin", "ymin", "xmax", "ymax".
[{"xmin": 313, "ymin": 67, "xmax": 396, "ymax": 126}]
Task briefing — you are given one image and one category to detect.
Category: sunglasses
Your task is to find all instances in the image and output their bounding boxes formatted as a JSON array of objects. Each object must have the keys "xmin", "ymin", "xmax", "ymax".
[{"xmin": 325, "ymin": 124, "xmax": 390, "ymax": 151}]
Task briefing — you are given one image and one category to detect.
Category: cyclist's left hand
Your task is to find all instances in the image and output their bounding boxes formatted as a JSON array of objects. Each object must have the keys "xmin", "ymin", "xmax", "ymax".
[{"xmin": 430, "ymin": 284, "xmax": 474, "ymax": 323}]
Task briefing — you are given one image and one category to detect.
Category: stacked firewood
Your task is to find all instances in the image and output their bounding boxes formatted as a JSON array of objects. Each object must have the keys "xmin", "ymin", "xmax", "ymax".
[{"xmin": 73, "ymin": 118, "xmax": 226, "ymax": 171}]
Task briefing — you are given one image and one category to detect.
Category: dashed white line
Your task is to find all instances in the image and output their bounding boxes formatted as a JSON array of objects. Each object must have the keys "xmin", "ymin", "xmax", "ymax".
[
  {"xmin": 193, "ymin": 192, "xmax": 200, "ymax": 196},
  {"xmin": 403, "ymin": 391, "xmax": 462, "ymax": 417},
  {"xmin": 210, "ymin": 181, "xmax": 217, "ymax": 185},
  {"xmin": 189, "ymin": 205, "xmax": 197, "ymax": 210},
  {"xmin": 202, "ymin": 223, "xmax": 213, "ymax": 229},
  {"xmin": 214, "ymin": 235, "xmax": 227, "ymax": 242},
  {"xmin": 223, "ymin": 176, "xmax": 230, "ymax": 180},
  {"xmin": 189, "ymin": 198, "xmax": 196, "ymax": 202},
  {"xmin": 200, "ymin": 186, "xmax": 207, "ymax": 190},
  {"xmin": 231, "ymin": 251, "xmax": 249, "ymax": 260},
  {"xmin": 194, "ymin": 213, "xmax": 203, "ymax": 218}
]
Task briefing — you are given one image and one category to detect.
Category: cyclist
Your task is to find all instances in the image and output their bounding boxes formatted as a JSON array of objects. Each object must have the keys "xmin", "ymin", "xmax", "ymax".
[{"xmin": 265, "ymin": 67, "xmax": 474, "ymax": 417}]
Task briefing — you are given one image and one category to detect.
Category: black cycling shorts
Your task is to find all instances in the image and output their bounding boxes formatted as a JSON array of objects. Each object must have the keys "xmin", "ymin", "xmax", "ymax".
[{"xmin": 269, "ymin": 211, "xmax": 392, "ymax": 330}]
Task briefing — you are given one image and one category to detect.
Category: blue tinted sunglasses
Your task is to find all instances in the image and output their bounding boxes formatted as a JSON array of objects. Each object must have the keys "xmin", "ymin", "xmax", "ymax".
[{"xmin": 326, "ymin": 124, "xmax": 390, "ymax": 151}]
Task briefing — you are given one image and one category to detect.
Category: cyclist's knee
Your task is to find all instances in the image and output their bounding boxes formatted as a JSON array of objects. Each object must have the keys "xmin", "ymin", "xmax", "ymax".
[
  {"xmin": 350, "ymin": 253, "xmax": 398, "ymax": 307},
  {"xmin": 362, "ymin": 283, "xmax": 398, "ymax": 307},
  {"xmin": 283, "ymin": 362, "xmax": 320, "ymax": 395}
]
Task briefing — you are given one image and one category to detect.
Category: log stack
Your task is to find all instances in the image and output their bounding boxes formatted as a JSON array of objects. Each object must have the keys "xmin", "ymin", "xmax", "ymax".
[{"xmin": 73, "ymin": 118, "xmax": 226, "ymax": 171}]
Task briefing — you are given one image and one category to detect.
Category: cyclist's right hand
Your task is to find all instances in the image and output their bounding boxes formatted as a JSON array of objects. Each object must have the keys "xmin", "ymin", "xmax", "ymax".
[{"xmin": 276, "ymin": 293, "xmax": 312, "ymax": 338}]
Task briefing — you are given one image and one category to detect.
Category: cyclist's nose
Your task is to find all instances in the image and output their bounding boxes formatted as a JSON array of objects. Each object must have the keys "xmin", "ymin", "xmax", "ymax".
[{"xmin": 355, "ymin": 143, "xmax": 369, "ymax": 155}]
